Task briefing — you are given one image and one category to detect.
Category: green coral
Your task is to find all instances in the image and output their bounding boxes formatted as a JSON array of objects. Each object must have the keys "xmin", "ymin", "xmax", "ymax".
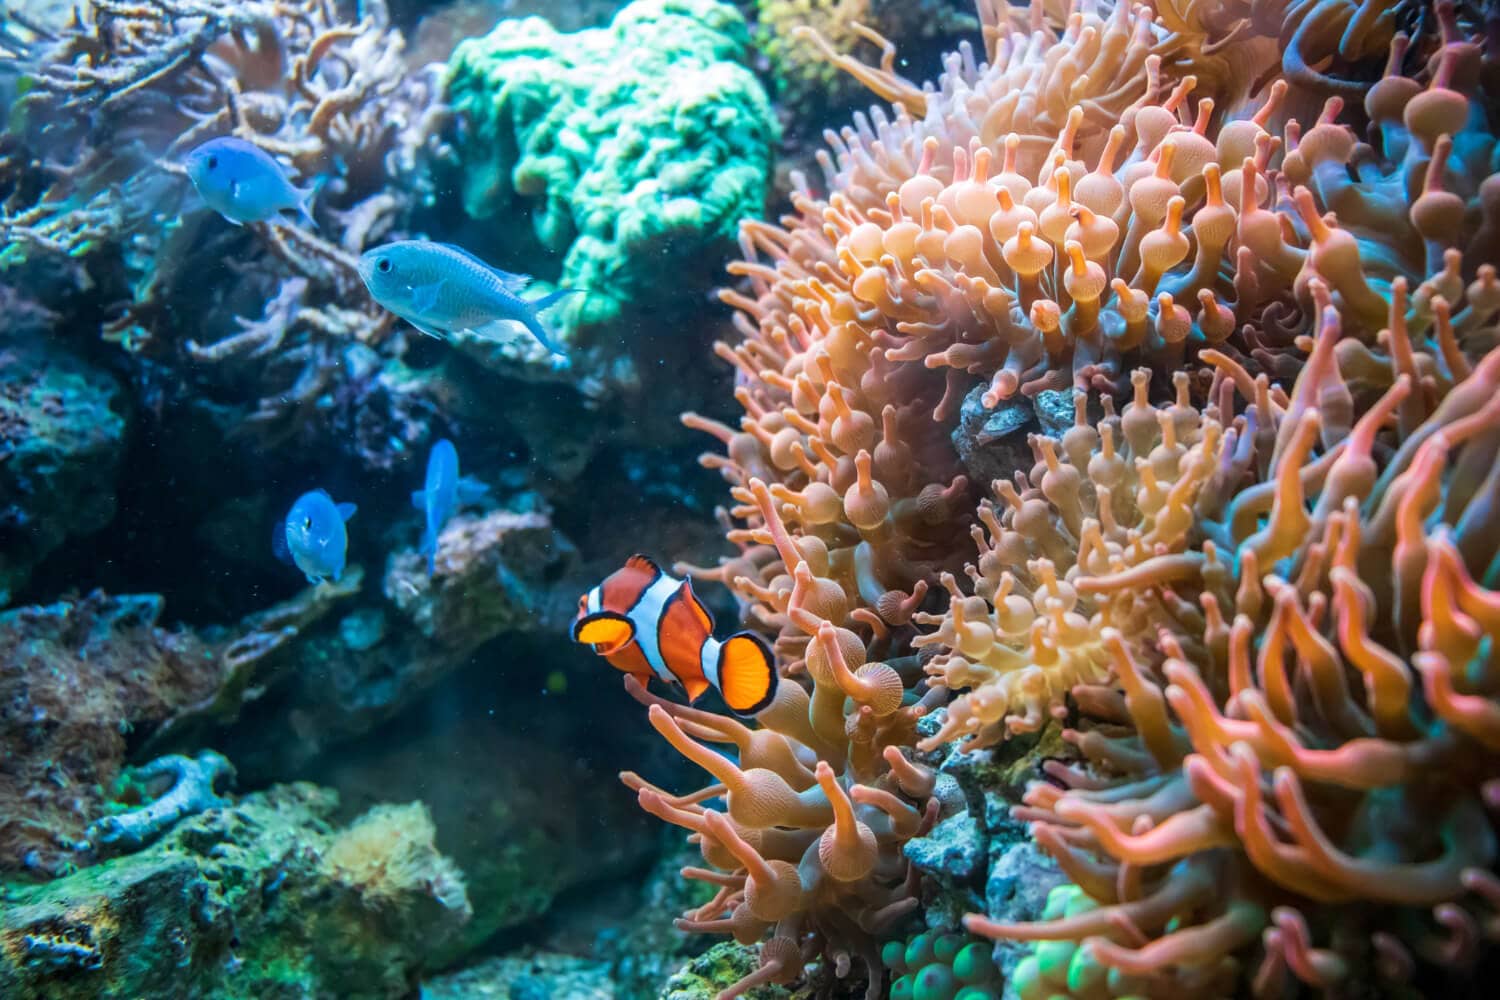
[
  {"xmin": 885, "ymin": 928, "xmax": 1004, "ymax": 1000},
  {"xmin": 444, "ymin": 0, "xmax": 776, "ymax": 363},
  {"xmin": 1011, "ymin": 887, "xmax": 1149, "ymax": 1000},
  {"xmin": 659, "ymin": 941, "xmax": 796, "ymax": 999},
  {"xmin": 0, "ymin": 785, "xmax": 470, "ymax": 999}
]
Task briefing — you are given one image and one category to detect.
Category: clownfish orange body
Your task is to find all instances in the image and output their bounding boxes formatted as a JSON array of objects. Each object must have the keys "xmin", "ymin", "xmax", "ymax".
[{"xmin": 571, "ymin": 555, "xmax": 778, "ymax": 716}]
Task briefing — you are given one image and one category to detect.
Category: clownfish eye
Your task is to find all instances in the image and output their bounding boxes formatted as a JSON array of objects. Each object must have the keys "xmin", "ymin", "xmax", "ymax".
[
  {"xmin": 206, "ymin": 155, "xmax": 218, "ymax": 170},
  {"xmin": 376, "ymin": 258, "xmax": 392, "ymax": 274}
]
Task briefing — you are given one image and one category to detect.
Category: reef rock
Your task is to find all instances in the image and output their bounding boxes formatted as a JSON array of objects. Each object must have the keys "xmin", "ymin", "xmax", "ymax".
[
  {"xmin": 309, "ymin": 698, "xmax": 659, "ymax": 962},
  {"xmin": 0, "ymin": 784, "xmax": 468, "ymax": 1000},
  {"xmin": 444, "ymin": 0, "xmax": 775, "ymax": 387},
  {"xmin": 0, "ymin": 338, "xmax": 126, "ymax": 601},
  {"xmin": 0, "ymin": 592, "xmax": 222, "ymax": 877},
  {"xmin": 422, "ymin": 952, "xmax": 615, "ymax": 1000}
]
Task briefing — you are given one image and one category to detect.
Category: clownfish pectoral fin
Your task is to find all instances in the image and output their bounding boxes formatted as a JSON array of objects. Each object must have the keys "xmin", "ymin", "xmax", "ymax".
[
  {"xmin": 715, "ymin": 632, "xmax": 777, "ymax": 716},
  {"xmin": 682, "ymin": 676, "xmax": 712, "ymax": 703},
  {"xmin": 571, "ymin": 611, "xmax": 636, "ymax": 649}
]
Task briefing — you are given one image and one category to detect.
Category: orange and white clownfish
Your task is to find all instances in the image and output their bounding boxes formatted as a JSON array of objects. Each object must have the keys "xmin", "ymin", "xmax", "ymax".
[{"xmin": 571, "ymin": 554, "xmax": 778, "ymax": 716}]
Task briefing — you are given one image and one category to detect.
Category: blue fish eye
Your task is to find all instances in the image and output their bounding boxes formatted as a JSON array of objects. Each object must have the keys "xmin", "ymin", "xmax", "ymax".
[
  {"xmin": 206, "ymin": 155, "xmax": 218, "ymax": 170},
  {"xmin": 376, "ymin": 258, "xmax": 392, "ymax": 274},
  {"xmin": 303, "ymin": 517, "xmax": 312, "ymax": 530}
]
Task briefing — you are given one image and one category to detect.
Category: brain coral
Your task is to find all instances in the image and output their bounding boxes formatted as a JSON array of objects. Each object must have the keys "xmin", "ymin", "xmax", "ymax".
[
  {"xmin": 444, "ymin": 0, "xmax": 777, "ymax": 380},
  {"xmin": 630, "ymin": 0, "xmax": 1500, "ymax": 995}
]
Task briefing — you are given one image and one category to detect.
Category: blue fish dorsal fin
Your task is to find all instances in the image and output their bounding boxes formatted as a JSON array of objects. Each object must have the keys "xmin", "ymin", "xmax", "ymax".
[
  {"xmin": 337, "ymin": 502, "xmax": 357, "ymax": 521},
  {"xmin": 432, "ymin": 242, "xmax": 532, "ymax": 293},
  {"xmin": 313, "ymin": 488, "xmax": 333, "ymax": 501}
]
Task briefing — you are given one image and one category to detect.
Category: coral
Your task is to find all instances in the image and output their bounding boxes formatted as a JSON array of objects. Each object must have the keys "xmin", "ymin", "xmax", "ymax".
[
  {"xmin": 86, "ymin": 751, "xmax": 235, "ymax": 855},
  {"xmin": 651, "ymin": 0, "xmax": 1500, "ymax": 994},
  {"xmin": 658, "ymin": 940, "xmax": 798, "ymax": 999},
  {"xmin": 0, "ymin": 0, "xmax": 443, "ymax": 451},
  {"xmin": 0, "ymin": 783, "xmax": 470, "ymax": 999},
  {"xmin": 444, "ymin": 0, "xmax": 776, "ymax": 385},
  {"xmin": 621, "ymin": 656, "xmax": 939, "ymax": 999},
  {"xmin": 898, "ymin": 5, "xmax": 1500, "ymax": 993},
  {"xmin": 883, "ymin": 927, "xmax": 1004, "ymax": 1000},
  {"xmin": 301, "ymin": 703, "xmax": 660, "ymax": 964},
  {"xmin": 0, "ymin": 337, "xmax": 126, "ymax": 601},
  {"xmin": 321, "ymin": 801, "xmax": 470, "ymax": 916},
  {"xmin": 754, "ymin": 0, "xmax": 976, "ymax": 129}
]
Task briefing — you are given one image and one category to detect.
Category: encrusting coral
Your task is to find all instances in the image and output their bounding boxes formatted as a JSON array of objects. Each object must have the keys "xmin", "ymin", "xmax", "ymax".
[
  {"xmin": 625, "ymin": 0, "xmax": 1500, "ymax": 995},
  {"xmin": 443, "ymin": 0, "xmax": 776, "ymax": 385}
]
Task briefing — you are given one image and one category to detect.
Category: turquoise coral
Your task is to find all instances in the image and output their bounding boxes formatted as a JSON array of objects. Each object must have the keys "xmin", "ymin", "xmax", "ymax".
[
  {"xmin": 884, "ymin": 928, "xmax": 1003, "ymax": 1000},
  {"xmin": 444, "ymin": 0, "xmax": 776, "ymax": 369}
]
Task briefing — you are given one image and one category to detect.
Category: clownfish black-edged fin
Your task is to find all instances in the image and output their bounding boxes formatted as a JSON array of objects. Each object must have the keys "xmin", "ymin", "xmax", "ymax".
[
  {"xmin": 681, "ymin": 577, "xmax": 715, "ymax": 632},
  {"xmin": 625, "ymin": 553, "xmax": 662, "ymax": 580},
  {"xmin": 716, "ymin": 632, "xmax": 778, "ymax": 716},
  {"xmin": 572, "ymin": 611, "xmax": 636, "ymax": 648}
]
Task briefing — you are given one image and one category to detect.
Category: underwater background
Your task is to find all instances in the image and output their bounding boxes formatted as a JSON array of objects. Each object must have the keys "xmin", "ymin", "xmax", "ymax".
[{"xmin": 3, "ymin": 0, "xmax": 1500, "ymax": 997}]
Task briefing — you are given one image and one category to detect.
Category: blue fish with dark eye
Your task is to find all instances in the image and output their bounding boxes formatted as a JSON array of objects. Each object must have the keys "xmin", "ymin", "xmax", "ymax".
[
  {"xmin": 356, "ymin": 240, "xmax": 575, "ymax": 357},
  {"xmin": 273, "ymin": 489, "xmax": 356, "ymax": 584},
  {"xmin": 411, "ymin": 438, "xmax": 489, "ymax": 576},
  {"xmin": 184, "ymin": 136, "xmax": 314, "ymax": 226}
]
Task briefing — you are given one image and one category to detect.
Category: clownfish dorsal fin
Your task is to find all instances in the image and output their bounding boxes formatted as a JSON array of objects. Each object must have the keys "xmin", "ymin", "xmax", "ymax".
[
  {"xmin": 625, "ymin": 553, "xmax": 662, "ymax": 580},
  {"xmin": 680, "ymin": 576, "xmax": 715, "ymax": 632}
]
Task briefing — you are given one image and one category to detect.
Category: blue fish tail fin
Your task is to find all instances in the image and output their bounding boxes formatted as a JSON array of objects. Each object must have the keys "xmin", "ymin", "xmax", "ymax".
[
  {"xmin": 294, "ymin": 178, "xmax": 322, "ymax": 228},
  {"xmin": 521, "ymin": 289, "xmax": 578, "ymax": 357}
]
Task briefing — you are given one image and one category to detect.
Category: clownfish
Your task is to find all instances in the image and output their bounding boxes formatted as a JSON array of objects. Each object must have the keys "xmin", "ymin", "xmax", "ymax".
[{"xmin": 571, "ymin": 555, "xmax": 778, "ymax": 716}]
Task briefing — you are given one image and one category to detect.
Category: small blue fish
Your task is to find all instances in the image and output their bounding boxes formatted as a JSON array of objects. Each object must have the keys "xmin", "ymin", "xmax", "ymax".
[
  {"xmin": 185, "ymin": 136, "xmax": 314, "ymax": 226},
  {"xmin": 273, "ymin": 489, "xmax": 356, "ymax": 584},
  {"xmin": 356, "ymin": 240, "xmax": 575, "ymax": 356},
  {"xmin": 411, "ymin": 438, "xmax": 489, "ymax": 575}
]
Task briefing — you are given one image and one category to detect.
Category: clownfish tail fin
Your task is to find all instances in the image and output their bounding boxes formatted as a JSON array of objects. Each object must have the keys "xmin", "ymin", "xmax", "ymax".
[{"xmin": 716, "ymin": 632, "xmax": 778, "ymax": 717}]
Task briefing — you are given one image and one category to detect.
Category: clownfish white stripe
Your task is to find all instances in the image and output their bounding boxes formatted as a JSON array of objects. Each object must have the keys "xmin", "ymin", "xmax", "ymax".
[
  {"xmin": 632, "ymin": 572, "xmax": 685, "ymax": 685},
  {"xmin": 700, "ymin": 636, "xmax": 722, "ymax": 691}
]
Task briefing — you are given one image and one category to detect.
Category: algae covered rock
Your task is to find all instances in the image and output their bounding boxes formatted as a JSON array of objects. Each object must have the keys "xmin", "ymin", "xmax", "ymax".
[
  {"xmin": 0, "ymin": 592, "xmax": 224, "ymax": 876},
  {"xmin": 444, "ymin": 0, "xmax": 775, "ymax": 377},
  {"xmin": 0, "ymin": 784, "xmax": 469, "ymax": 1000},
  {"xmin": 422, "ymin": 951, "xmax": 615, "ymax": 999},
  {"xmin": 0, "ymin": 338, "xmax": 127, "ymax": 601},
  {"xmin": 659, "ymin": 941, "xmax": 797, "ymax": 999}
]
